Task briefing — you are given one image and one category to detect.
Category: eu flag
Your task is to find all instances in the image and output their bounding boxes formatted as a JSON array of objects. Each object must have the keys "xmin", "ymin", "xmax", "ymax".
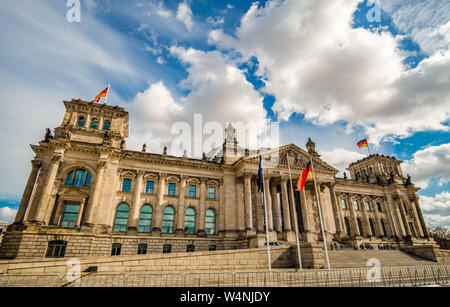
[{"xmin": 257, "ymin": 155, "xmax": 263, "ymax": 192}]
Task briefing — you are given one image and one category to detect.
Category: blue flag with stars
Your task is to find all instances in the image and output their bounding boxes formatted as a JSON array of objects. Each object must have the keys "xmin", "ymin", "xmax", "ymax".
[{"xmin": 257, "ymin": 155, "xmax": 263, "ymax": 192}]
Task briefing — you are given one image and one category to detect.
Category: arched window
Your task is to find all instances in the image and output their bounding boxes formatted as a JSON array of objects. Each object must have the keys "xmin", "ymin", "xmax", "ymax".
[
  {"xmin": 77, "ymin": 116, "xmax": 85, "ymax": 127},
  {"xmin": 357, "ymin": 218, "xmax": 364, "ymax": 237},
  {"xmin": 138, "ymin": 205, "xmax": 153, "ymax": 233},
  {"xmin": 90, "ymin": 118, "xmax": 98, "ymax": 129},
  {"xmin": 381, "ymin": 220, "xmax": 388, "ymax": 237},
  {"xmin": 46, "ymin": 240, "xmax": 67, "ymax": 258},
  {"xmin": 113, "ymin": 204, "xmax": 129, "ymax": 232},
  {"xmin": 205, "ymin": 209, "xmax": 216, "ymax": 235},
  {"xmin": 103, "ymin": 120, "xmax": 111, "ymax": 130},
  {"xmin": 341, "ymin": 199, "xmax": 347, "ymax": 210},
  {"xmin": 65, "ymin": 169, "xmax": 92, "ymax": 187},
  {"xmin": 369, "ymin": 219, "xmax": 376, "ymax": 237},
  {"xmin": 344, "ymin": 217, "xmax": 351, "ymax": 237},
  {"xmin": 184, "ymin": 208, "xmax": 196, "ymax": 234},
  {"xmin": 162, "ymin": 206, "xmax": 175, "ymax": 233}
]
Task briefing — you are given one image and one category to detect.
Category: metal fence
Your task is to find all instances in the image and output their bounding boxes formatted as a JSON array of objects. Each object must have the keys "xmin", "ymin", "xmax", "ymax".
[{"xmin": 0, "ymin": 265, "xmax": 448, "ymax": 287}]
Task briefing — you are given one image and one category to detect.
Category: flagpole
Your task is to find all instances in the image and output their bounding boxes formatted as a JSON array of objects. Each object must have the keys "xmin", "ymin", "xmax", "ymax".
[
  {"xmin": 104, "ymin": 84, "xmax": 111, "ymax": 105},
  {"xmin": 286, "ymin": 153, "xmax": 303, "ymax": 271},
  {"xmin": 310, "ymin": 157, "xmax": 331, "ymax": 270},
  {"xmin": 261, "ymin": 164, "xmax": 272, "ymax": 273},
  {"xmin": 367, "ymin": 138, "xmax": 372, "ymax": 156}
]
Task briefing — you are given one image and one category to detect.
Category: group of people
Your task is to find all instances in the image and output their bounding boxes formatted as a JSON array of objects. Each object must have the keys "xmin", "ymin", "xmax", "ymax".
[{"xmin": 328, "ymin": 242, "xmax": 397, "ymax": 251}]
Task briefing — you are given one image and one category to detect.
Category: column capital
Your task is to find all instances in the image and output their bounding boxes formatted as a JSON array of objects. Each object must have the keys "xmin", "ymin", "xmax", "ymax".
[
  {"xmin": 158, "ymin": 172, "xmax": 167, "ymax": 180},
  {"xmin": 31, "ymin": 159, "xmax": 42, "ymax": 168},
  {"xmin": 137, "ymin": 170, "xmax": 146, "ymax": 177},
  {"xmin": 97, "ymin": 160, "xmax": 108, "ymax": 170},
  {"xmin": 51, "ymin": 154, "xmax": 63, "ymax": 164}
]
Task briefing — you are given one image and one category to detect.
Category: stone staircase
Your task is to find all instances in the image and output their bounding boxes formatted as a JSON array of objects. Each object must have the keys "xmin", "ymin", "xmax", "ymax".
[{"xmin": 328, "ymin": 250, "xmax": 435, "ymax": 269}]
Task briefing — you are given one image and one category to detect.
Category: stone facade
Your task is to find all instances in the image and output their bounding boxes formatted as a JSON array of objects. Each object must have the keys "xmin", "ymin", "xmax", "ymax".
[
  {"xmin": 0, "ymin": 99, "xmax": 435, "ymax": 261},
  {"xmin": 0, "ymin": 222, "xmax": 9, "ymax": 245}
]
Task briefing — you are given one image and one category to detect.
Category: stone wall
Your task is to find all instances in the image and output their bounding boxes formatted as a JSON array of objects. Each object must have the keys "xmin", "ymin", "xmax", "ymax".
[
  {"xmin": 0, "ymin": 246, "xmax": 297, "ymax": 275},
  {"xmin": 0, "ymin": 230, "xmax": 248, "ymax": 259}
]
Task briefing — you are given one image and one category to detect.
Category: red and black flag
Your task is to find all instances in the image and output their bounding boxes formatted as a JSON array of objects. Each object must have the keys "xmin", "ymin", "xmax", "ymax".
[
  {"xmin": 92, "ymin": 86, "xmax": 109, "ymax": 103},
  {"xmin": 357, "ymin": 138, "xmax": 369, "ymax": 148},
  {"xmin": 296, "ymin": 161, "xmax": 313, "ymax": 191}
]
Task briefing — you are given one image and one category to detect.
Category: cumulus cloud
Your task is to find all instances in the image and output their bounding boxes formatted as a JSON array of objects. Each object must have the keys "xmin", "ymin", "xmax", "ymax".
[
  {"xmin": 419, "ymin": 191, "xmax": 450, "ymax": 228},
  {"xmin": 381, "ymin": 0, "xmax": 450, "ymax": 55},
  {"xmin": 176, "ymin": 1, "xmax": 194, "ymax": 31},
  {"xmin": 0, "ymin": 206, "xmax": 17, "ymax": 223},
  {"xmin": 126, "ymin": 47, "xmax": 268, "ymax": 156},
  {"xmin": 320, "ymin": 148, "xmax": 366, "ymax": 176},
  {"xmin": 403, "ymin": 143, "xmax": 450, "ymax": 189},
  {"xmin": 210, "ymin": 0, "xmax": 450, "ymax": 145}
]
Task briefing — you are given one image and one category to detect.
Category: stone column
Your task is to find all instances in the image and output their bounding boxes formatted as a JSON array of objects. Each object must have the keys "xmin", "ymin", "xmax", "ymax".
[
  {"xmin": 398, "ymin": 198, "xmax": 412, "ymax": 237},
  {"xmin": 288, "ymin": 180, "xmax": 299, "ymax": 234},
  {"xmin": 128, "ymin": 170, "xmax": 144, "ymax": 232},
  {"xmin": 255, "ymin": 180, "xmax": 264, "ymax": 233},
  {"xmin": 218, "ymin": 179, "xmax": 225, "ymax": 234},
  {"xmin": 236, "ymin": 178, "xmax": 246, "ymax": 233},
  {"xmin": 413, "ymin": 197, "xmax": 429, "ymax": 237},
  {"xmin": 299, "ymin": 189, "xmax": 311, "ymax": 233},
  {"xmin": 360, "ymin": 196, "xmax": 372, "ymax": 237},
  {"xmin": 371, "ymin": 199, "xmax": 383, "ymax": 237},
  {"xmin": 280, "ymin": 179, "xmax": 292, "ymax": 231},
  {"xmin": 33, "ymin": 154, "xmax": 63, "ymax": 224},
  {"xmin": 384, "ymin": 194, "xmax": 400, "ymax": 237},
  {"xmin": 176, "ymin": 175, "xmax": 187, "ymax": 234},
  {"xmin": 198, "ymin": 177, "xmax": 207, "ymax": 235},
  {"xmin": 270, "ymin": 181, "xmax": 281, "ymax": 233},
  {"xmin": 152, "ymin": 172, "xmax": 166, "ymax": 232},
  {"xmin": 244, "ymin": 174, "xmax": 253, "ymax": 230},
  {"xmin": 83, "ymin": 161, "xmax": 108, "ymax": 227},
  {"xmin": 263, "ymin": 175, "xmax": 273, "ymax": 231},
  {"xmin": 15, "ymin": 159, "xmax": 42, "ymax": 224},
  {"xmin": 327, "ymin": 183, "xmax": 343, "ymax": 235},
  {"xmin": 76, "ymin": 198, "xmax": 87, "ymax": 227},
  {"xmin": 408, "ymin": 198, "xmax": 424, "ymax": 238},
  {"xmin": 348, "ymin": 194, "xmax": 359, "ymax": 237}
]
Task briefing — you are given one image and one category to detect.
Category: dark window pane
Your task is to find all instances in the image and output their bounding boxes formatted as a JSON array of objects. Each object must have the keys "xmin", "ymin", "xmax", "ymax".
[
  {"xmin": 122, "ymin": 179, "xmax": 132, "ymax": 192},
  {"xmin": 145, "ymin": 181, "xmax": 154, "ymax": 194},
  {"xmin": 90, "ymin": 118, "xmax": 98, "ymax": 129},
  {"xmin": 103, "ymin": 120, "xmax": 111, "ymax": 130}
]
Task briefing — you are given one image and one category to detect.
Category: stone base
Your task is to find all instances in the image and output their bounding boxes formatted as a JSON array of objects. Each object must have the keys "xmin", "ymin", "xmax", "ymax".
[{"xmin": 283, "ymin": 230, "xmax": 296, "ymax": 242}]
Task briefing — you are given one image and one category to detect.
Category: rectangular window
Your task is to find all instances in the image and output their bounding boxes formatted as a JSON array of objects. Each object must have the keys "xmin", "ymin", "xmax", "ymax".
[
  {"xmin": 377, "ymin": 202, "xmax": 383, "ymax": 212},
  {"xmin": 145, "ymin": 181, "xmax": 154, "ymax": 194},
  {"xmin": 186, "ymin": 245, "xmax": 195, "ymax": 252},
  {"xmin": 163, "ymin": 244, "xmax": 172, "ymax": 254},
  {"xmin": 137, "ymin": 244, "xmax": 147, "ymax": 255},
  {"xmin": 111, "ymin": 243, "xmax": 121, "ymax": 256},
  {"xmin": 168, "ymin": 183, "xmax": 176, "ymax": 196},
  {"xmin": 365, "ymin": 201, "xmax": 372, "ymax": 211},
  {"xmin": 188, "ymin": 185, "xmax": 196, "ymax": 198},
  {"xmin": 341, "ymin": 199, "xmax": 347, "ymax": 210},
  {"xmin": 122, "ymin": 178, "xmax": 132, "ymax": 192},
  {"xmin": 46, "ymin": 241, "xmax": 67, "ymax": 258},
  {"xmin": 60, "ymin": 203, "xmax": 80, "ymax": 228},
  {"xmin": 353, "ymin": 200, "xmax": 360, "ymax": 210},
  {"xmin": 208, "ymin": 187, "xmax": 216, "ymax": 199}
]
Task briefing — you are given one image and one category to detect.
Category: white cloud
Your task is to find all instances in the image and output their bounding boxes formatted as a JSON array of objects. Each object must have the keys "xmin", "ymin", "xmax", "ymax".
[
  {"xmin": 0, "ymin": 206, "xmax": 17, "ymax": 223},
  {"xmin": 210, "ymin": 0, "xmax": 450, "ymax": 145},
  {"xmin": 155, "ymin": 1, "xmax": 172, "ymax": 18},
  {"xmin": 380, "ymin": 0, "xmax": 450, "ymax": 55},
  {"xmin": 419, "ymin": 191, "xmax": 450, "ymax": 228},
  {"xmin": 320, "ymin": 148, "xmax": 366, "ymax": 176},
  {"xmin": 403, "ymin": 143, "xmax": 450, "ymax": 189},
  {"xmin": 176, "ymin": 1, "xmax": 194, "ymax": 31},
  {"xmin": 126, "ymin": 46, "xmax": 268, "ymax": 156}
]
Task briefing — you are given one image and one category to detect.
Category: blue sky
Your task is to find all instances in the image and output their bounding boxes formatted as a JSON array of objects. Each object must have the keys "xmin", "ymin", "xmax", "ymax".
[{"xmin": 0, "ymin": 0, "xmax": 449, "ymax": 227}]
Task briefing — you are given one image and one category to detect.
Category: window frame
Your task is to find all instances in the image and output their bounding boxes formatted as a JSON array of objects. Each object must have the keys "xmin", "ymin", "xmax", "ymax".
[
  {"xmin": 113, "ymin": 203, "xmax": 130, "ymax": 232},
  {"xmin": 145, "ymin": 181, "xmax": 155, "ymax": 194},
  {"xmin": 111, "ymin": 243, "xmax": 122, "ymax": 256},
  {"xmin": 102, "ymin": 120, "xmax": 111, "ymax": 130},
  {"xmin": 162, "ymin": 244, "xmax": 172, "ymax": 254},
  {"xmin": 208, "ymin": 186, "xmax": 216, "ymax": 200},
  {"xmin": 122, "ymin": 178, "xmax": 132, "ymax": 192},
  {"xmin": 161, "ymin": 206, "xmax": 175, "ymax": 234},
  {"xmin": 138, "ymin": 205, "xmax": 153, "ymax": 233},
  {"xmin": 60, "ymin": 202, "xmax": 81, "ymax": 228},
  {"xmin": 90, "ymin": 118, "xmax": 98, "ymax": 129},
  {"xmin": 77, "ymin": 116, "xmax": 85, "ymax": 127},
  {"xmin": 186, "ymin": 245, "xmax": 195, "ymax": 252},
  {"xmin": 65, "ymin": 169, "xmax": 92, "ymax": 187},
  {"xmin": 188, "ymin": 185, "xmax": 197, "ymax": 198},
  {"xmin": 340, "ymin": 199, "xmax": 347, "ymax": 210},
  {"xmin": 137, "ymin": 244, "xmax": 148, "ymax": 255},
  {"xmin": 168, "ymin": 183, "xmax": 177, "ymax": 196},
  {"xmin": 46, "ymin": 240, "xmax": 67, "ymax": 258},
  {"xmin": 205, "ymin": 209, "xmax": 216, "ymax": 235},
  {"xmin": 184, "ymin": 208, "xmax": 196, "ymax": 234},
  {"xmin": 353, "ymin": 200, "xmax": 360, "ymax": 210}
]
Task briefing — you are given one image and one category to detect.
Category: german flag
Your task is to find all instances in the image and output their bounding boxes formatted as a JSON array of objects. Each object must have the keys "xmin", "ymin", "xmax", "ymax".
[
  {"xmin": 92, "ymin": 87, "xmax": 109, "ymax": 103},
  {"xmin": 357, "ymin": 139, "xmax": 369, "ymax": 148},
  {"xmin": 296, "ymin": 161, "xmax": 313, "ymax": 191}
]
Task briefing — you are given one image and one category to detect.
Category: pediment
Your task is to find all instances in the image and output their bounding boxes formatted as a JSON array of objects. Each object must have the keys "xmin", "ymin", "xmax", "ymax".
[
  {"xmin": 59, "ymin": 187, "xmax": 90, "ymax": 199},
  {"xmin": 242, "ymin": 144, "xmax": 338, "ymax": 175}
]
